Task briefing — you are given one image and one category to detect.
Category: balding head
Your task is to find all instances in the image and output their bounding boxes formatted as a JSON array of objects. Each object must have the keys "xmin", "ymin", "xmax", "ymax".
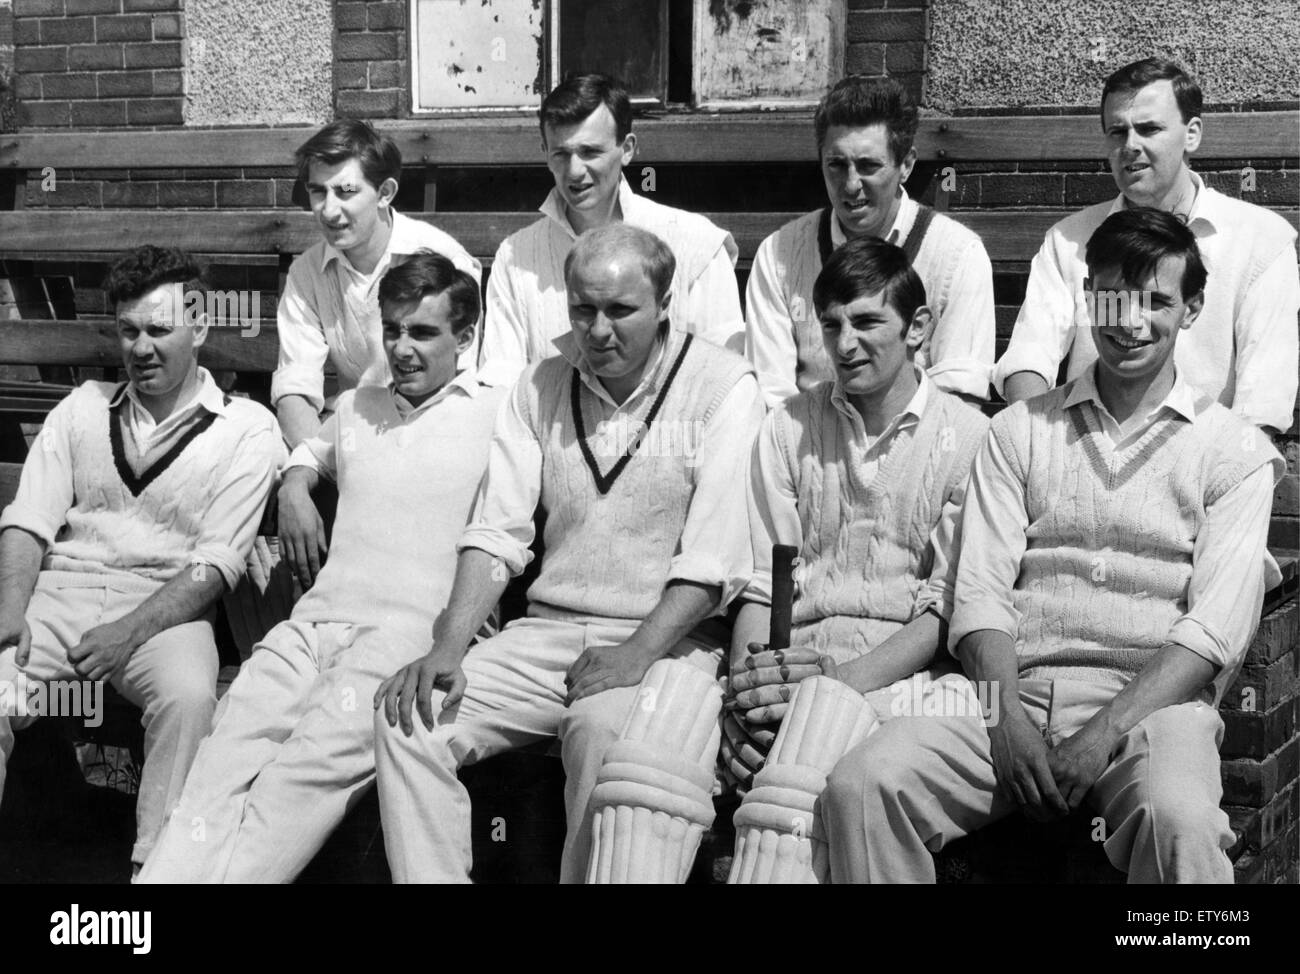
[{"xmin": 564, "ymin": 223, "xmax": 676, "ymax": 304}]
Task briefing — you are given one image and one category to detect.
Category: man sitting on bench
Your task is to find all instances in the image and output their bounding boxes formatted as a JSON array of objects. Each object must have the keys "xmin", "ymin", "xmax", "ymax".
[
  {"xmin": 995, "ymin": 57, "xmax": 1299, "ymax": 433},
  {"xmin": 139, "ymin": 252, "xmax": 502, "ymax": 883},
  {"xmin": 273, "ymin": 119, "xmax": 481, "ymax": 448},
  {"xmin": 722, "ymin": 236, "xmax": 989, "ymax": 883},
  {"xmin": 373, "ymin": 224, "xmax": 763, "ymax": 883},
  {"xmin": 745, "ymin": 76, "xmax": 995, "ymax": 405},
  {"xmin": 0, "ymin": 246, "xmax": 283, "ymax": 875},
  {"xmin": 822, "ymin": 208, "xmax": 1283, "ymax": 883},
  {"xmin": 478, "ymin": 73, "xmax": 745, "ymax": 387}
]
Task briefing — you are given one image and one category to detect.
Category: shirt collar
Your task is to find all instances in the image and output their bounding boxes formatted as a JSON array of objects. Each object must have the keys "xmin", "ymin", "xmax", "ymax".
[
  {"xmin": 112, "ymin": 366, "xmax": 228, "ymax": 417},
  {"xmin": 830, "ymin": 363, "xmax": 932, "ymax": 431},
  {"xmin": 1064, "ymin": 364, "xmax": 1199, "ymax": 424},
  {"xmin": 829, "ymin": 187, "xmax": 916, "ymax": 249},
  {"xmin": 1110, "ymin": 169, "xmax": 1222, "ymax": 232},
  {"xmin": 320, "ymin": 209, "xmax": 422, "ymax": 273},
  {"xmin": 540, "ymin": 176, "xmax": 638, "ymax": 240},
  {"xmin": 553, "ymin": 324, "xmax": 678, "ymax": 404},
  {"xmin": 389, "ymin": 366, "xmax": 483, "ymax": 418}
]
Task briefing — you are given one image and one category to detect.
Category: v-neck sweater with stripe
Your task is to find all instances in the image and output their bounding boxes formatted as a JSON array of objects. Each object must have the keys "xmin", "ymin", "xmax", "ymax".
[{"xmin": 990, "ymin": 385, "xmax": 1277, "ymax": 681}]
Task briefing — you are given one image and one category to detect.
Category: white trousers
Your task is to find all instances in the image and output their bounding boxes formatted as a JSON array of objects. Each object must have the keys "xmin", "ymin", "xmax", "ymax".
[
  {"xmin": 374, "ymin": 615, "xmax": 723, "ymax": 883},
  {"xmin": 821, "ymin": 673, "xmax": 1235, "ymax": 884},
  {"xmin": 0, "ymin": 571, "xmax": 218, "ymax": 867},
  {"xmin": 139, "ymin": 619, "xmax": 425, "ymax": 883}
]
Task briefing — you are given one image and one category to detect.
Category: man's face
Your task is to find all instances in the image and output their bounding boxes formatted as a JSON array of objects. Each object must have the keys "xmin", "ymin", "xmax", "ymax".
[
  {"xmin": 1103, "ymin": 80, "xmax": 1202, "ymax": 208},
  {"xmin": 543, "ymin": 105, "xmax": 635, "ymax": 221},
  {"xmin": 819, "ymin": 288, "xmax": 924, "ymax": 399},
  {"xmin": 1087, "ymin": 256, "xmax": 1201, "ymax": 386},
  {"xmin": 305, "ymin": 157, "xmax": 396, "ymax": 255},
  {"xmin": 821, "ymin": 123, "xmax": 916, "ymax": 239},
  {"xmin": 116, "ymin": 282, "xmax": 205, "ymax": 402},
  {"xmin": 381, "ymin": 291, "xmax": 472, "ymax": 406},
  {"xmin": 567, "ymin": 253, "xmax": 669, "ymax": 385}
]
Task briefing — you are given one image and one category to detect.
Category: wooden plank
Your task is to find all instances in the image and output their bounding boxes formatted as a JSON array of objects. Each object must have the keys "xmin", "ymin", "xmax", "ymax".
[
  {"xmin": 0, "ymin": 318, "xmax": 279, "ymax": 372},
  {"xmin": 2, "ymin": 208, "xmax": 1296, "ymax": 265},
  {"xmin": 2, "ymin": 112, "xmax": 1294, "ymax": 170}
]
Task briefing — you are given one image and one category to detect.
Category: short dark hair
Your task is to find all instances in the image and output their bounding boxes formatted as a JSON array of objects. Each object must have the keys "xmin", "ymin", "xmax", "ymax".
[
  {"xmin": 377, "ymin": 250, "xmax": 480, "ymax": 334},
  {"xmin": 1085, "ymin": 207, "xmax": 1207, "ymax": 300},
  {"xmin": 813, "ymin": 235, "xmax": 926, "ymax": 324},
  {"xmin": 1101, "ymin": 57, "xmax": 1203, "ymax": 126},
  {"xmin": 540, "ymin": 73, "xmax": 633, "ymax": 143},
  {"xmin": 294, "ymin": 118, "xmax": 402, "ymax": 190},
  {"xmin": 103, "ymin": 245, "xmax": 205, "ymax": 308},
  {"xmin": 814, "ymin": 76, "xmax": 919, "ymax": 164},
  {"xmin": 564, "ymin": 224, "xmax": 676, "ymax": 304}
]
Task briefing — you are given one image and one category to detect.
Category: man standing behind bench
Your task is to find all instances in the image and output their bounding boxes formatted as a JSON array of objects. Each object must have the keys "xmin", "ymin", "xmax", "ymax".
[
  {"xmin": 995, "ymin": 57, "xmax": 1299, "ymax": 432},
  {"xmin": 822, "ymin": 209, "xmax": 1283, "ymax": 883},
  {"xmin": 140, "ymin": 252, "xmax": 501, "ymax": 882},
  {"xmin": 274, "ymin": 119, "xmax": 481, "ymax": 447},
  {"xmin": 478, "ymin": 73, "xmax": 745, "ymax": 387},
  {"xmin": 745, "ymin": 76, "xmax": 995, "ymax": 405},
  {"xmin": 0, "ymin": 246, "xmax": 283, "ymax": 874},
  {"xmin": 374, "ymin": 224, "xmax": 764, "ymax": 883}
]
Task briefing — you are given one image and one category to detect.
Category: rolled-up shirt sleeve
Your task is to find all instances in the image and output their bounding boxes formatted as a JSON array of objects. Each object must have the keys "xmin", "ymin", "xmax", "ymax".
[
  {"xmin": 992, "ymin": 231, "xmax": 1078, "ymax": 397},
  {"xmin": 478, "ymin": 239, "xmax": 531, "ymax": 388},
  {"xmin": 271, "ymin": 260, "xmax": 330, "ymax": 411},
  {"xmin": 456, "ymin": 377, "xmax": 542, "ymax": 574},
  {"xmin": 926, "ymin": 235, "xmax": 995, "ymax": 399},
  {"xmin": 685, "ymin": 235, "xmax": 745, "ymax": 356},
  {"xmin": 742, "ymin": 406, "xmax": 801, "ymax": 606},
  {"xmin": 948, "ymin": 414, "xmax": 1029, "ymax": 656},
  {"xmin": 1230, "ymin": 243, "xmax": 1300, "ymax": 433},
  {"xmin": 1168, "ymin": 463, "xmax": 1279, "ymax": 696},
  {"xmin": 0, "ymin": 395, "xmax": 76, "ymax": 547},
  {"xmin": 744, "ymin": 233, "xmax": 801, "ymax": 406},
  {"xmin": 286, "ymin": 408, "xmax": 341, "ymax": 483},
  {"xmin": 668, "ymin": 373, "xmax": 767, "ymax": 611},
  {"xmin": 189, "ymin": 420, "xmax": 285, "ymax": 591},
  {"xmin": 915, "ymin": 479, "xmax": 967, "ymax": 621}
]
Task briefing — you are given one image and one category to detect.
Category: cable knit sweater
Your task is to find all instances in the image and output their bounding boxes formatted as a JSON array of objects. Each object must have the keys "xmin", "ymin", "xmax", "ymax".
[
  {"xmin": 992, "ymin": 388, "xmax": 1279, "ymax": 682},
  {"xmin": 520, "ymin": 332, "xmax": 754, "ymax": 621},
  {"xmin": 777, "ymin": 383, "xmax": 988, "ymax": 658}
]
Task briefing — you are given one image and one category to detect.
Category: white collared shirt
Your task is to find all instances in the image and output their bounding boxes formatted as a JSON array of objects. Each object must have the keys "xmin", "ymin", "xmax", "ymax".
[
  {"xmin": 272, "ymin": 209, "xmax": 482, "ymax": 412},
  {"xmin": 479, "ymin": 176, "xmax": 744, "ymax": 387},
  {"xmin": 993, "ymin": 169, "xmax": 1300, "ymax": 431}
]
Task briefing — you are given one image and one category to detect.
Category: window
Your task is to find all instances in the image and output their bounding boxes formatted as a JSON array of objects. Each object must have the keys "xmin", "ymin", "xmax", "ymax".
[{"xmin": 410, "ymin": 0, "xmax": 845, "ymax": 113}]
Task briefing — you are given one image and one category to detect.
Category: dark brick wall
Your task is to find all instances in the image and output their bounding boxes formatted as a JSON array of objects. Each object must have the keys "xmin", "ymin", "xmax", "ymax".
[
  {"xmin": 11, "ymin": 0, "xmax": 184, "ymax": 130},
  {"xmin": 845, "ymin": 0, "xmax": 927, "ymax": 103},
  {"xmin": 334, "ymin": 0, "xmax": 407, "ymax": 119}
]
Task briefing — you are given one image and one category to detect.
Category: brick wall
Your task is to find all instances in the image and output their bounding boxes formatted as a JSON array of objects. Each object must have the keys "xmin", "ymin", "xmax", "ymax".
[
  {"xmin": 12, "ymin": 0, "xmax": 184, "ymax": 130},
  {"xmin": 845, "ymin": 0, "xmax": 927, "ymax": 102},
  {"xmin": 334, "ymin": 0, "xmax": 406, "ymax": 119}
]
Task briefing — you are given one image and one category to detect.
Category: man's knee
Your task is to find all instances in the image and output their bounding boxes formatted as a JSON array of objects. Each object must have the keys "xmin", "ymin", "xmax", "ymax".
[
  {"xmin": 558, "ymin": 686, "xmax": 634, "ymax": 753},
  {"xmin": 824, "ymin": 727, "xmax": 921, "ymax": 816}
]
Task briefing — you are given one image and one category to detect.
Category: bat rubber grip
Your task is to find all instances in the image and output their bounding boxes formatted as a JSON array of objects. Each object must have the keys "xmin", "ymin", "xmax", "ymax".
[{"xmin": 768, "ymin": 544, "xmax": 798, "ymax": 652}]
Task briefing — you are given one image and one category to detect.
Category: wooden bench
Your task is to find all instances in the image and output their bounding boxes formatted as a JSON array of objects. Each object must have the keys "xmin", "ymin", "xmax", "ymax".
[{"xmin": 0, "ymin": 109, "xmax": 1296, "ymax": 882}]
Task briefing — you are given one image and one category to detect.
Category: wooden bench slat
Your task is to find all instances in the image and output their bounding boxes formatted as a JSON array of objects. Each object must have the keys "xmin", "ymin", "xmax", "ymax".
[
  {"xmin": 2, "ymin": 112, "xmax": 1295, "ymax": 169},
  {"xmin": 4, "ymin": 209, "xmax": 1296, "ymax": 264},
  {"xmin": 0, "ymin": 318, "xmax": 278, "ymax": 372}
]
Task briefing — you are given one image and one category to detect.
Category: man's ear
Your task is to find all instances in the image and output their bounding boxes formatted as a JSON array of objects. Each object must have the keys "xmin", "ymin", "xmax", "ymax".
[
  {"xmin": 898, "ymin": 146, "xmax": 918, "ymax": 186},
  {"xmin": 906, "ymin": 305, "xmax": 933, "ymax": 352},
  {"xmin": 1184, "ymin": 115, "xmax": 1203, "ymax": 156},
  {"xmin": 455, "ymin": 323, "xmax": 477, "ymax": 353},
  {"xmin": 377, "ymin": 176, "xmax": 399, "ymax": 208},
  {"xmin": 191, "ymin": 309, "xmax": 210, "ymax": 351},
  {"xmin": 1181, "ymin": 290, "xmax": 1204, "ymax": 329},
  {"xmin": 658, "ymin": 286, "xmax": 672, "ymax": 322},
  {"xmin": 620, "ymin": 132, "xmax": 637, "ymax": 168}
]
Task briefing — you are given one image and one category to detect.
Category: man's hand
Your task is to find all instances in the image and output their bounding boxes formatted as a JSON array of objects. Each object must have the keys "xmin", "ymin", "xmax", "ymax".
[
  {"xmin": 719, "ymin": 711, "xmax": 776, "ymax": 790},
  {"xmin": 987, "ymin": 702, "xmax": 1069, "ymax": 821},
  {"xmin": 374, "ymin": 648, "xmax": 467, "ymax": 736},
  {"xmin": 67, "ymin": 620, "xmax": 137, "ymax": 683},
  {"xmin": 564, "ymin": 641, "xmax": 658, "ymax": 706},
  {"xmin": 277, "ymin": 481, "xmax": 327, "ymax": 590},
  {"xmin": 1048, "ymin": 718, "xmax": 1117, "ymax": 810},
  {"xmin": 0, "ymin": 610, "xmax": 32, "ymax": 668},
  {"xmin": 726, "ymin": 645, "xmax": 834, "ymax": 725}
]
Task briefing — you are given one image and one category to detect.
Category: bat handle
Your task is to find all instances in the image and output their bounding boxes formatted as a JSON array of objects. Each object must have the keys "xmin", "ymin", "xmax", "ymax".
[{"xmin": 767, "ymin": 544, "xmax": 798, "ymax": 652}]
